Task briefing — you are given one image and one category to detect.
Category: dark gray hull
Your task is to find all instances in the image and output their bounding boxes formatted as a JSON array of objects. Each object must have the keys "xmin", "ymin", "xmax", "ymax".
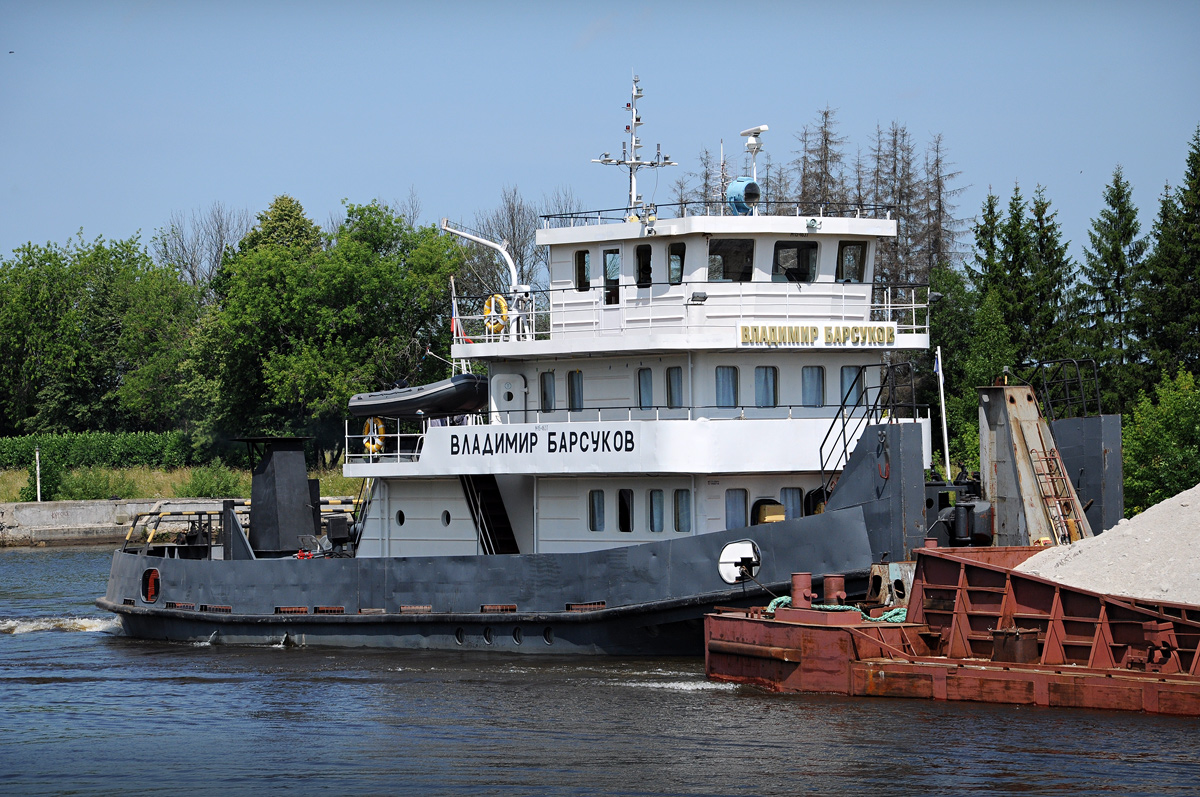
[{"xmin": 99, "ymin": 423, "xmax": 926, "ymax": 655}]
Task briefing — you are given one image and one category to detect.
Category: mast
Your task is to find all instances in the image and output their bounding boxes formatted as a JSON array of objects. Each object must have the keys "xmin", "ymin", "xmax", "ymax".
[{"xmin": 592, "ymin": 75, "xmax": 676, "ymax": 212}]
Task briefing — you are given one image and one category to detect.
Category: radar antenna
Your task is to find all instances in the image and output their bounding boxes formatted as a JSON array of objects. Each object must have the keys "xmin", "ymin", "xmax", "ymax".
[{"xmin": 592, "ymin": 74, "xmax": 676, "ymax": 215}]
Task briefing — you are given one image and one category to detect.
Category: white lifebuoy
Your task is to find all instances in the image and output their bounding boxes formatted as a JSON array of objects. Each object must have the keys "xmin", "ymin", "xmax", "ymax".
[
  {"xmin": 363, "ymin": 417, "xmax": 385, "ymax": 455},
  {"xmin": 483, "ymin": 294, "xmax": 508, "ymax": 334}
]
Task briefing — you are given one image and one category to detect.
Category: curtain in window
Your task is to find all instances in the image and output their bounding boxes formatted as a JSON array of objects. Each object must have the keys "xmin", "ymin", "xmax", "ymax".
[
  {"xmin": 802, "ymin": 366, "xmax": 824, "ymax": 407},
  {"xmin": 716, "ymin": 366, "xmax": 738, "ymax": 408},
  {"xmin": 781, "ymin": 487, "xmax": 803, "ymax": 520}
]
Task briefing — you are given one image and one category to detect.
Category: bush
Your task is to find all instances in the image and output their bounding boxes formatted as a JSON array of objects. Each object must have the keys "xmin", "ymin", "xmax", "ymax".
[
  {"xmin": 0, "ymin": 431, "xmax": 191, "ymax": 471},
  {"xmin": 174, "ymin": 463, "xmax": 250, "ymax": 499},
  {"xmin": 57, "ymin": 467, "xmax": 139, "ymax": 501},
  {"xmin": 1123, "ymin": 369, "xmax": 1200, "ymax": 516},
  {"xmin": 18, "ymin": 456, "xmax": 63, "ymax": 502}
]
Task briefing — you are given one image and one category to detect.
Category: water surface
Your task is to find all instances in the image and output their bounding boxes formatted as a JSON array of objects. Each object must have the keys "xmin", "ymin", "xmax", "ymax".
[{"xmin": 1, "ymin": 546, "xmax": 1197, "ymax": 795}]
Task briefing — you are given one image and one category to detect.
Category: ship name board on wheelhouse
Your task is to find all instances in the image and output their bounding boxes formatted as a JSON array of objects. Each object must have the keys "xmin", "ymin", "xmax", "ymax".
[
  {"xmin": 449, "ymin": 429, "xmax": 637, "ymax": 457},
  {"xmin": 737, "ymin": 322, "xmax": 897, "ymax": 347}
]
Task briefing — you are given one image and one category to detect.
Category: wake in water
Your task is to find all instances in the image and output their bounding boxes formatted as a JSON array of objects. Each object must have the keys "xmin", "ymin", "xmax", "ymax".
[{"xmin": 0, "ymin": 616, "xmax": 121, "ymax": 635}]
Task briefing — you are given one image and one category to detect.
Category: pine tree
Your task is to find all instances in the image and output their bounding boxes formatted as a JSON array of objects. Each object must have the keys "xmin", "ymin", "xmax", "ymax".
[
  {"xmin": 1026, "ymin": 185, "xmax": 1074, "ymax": 362},
  {"xmin": 1134, "ymin": 126, "xmax": 1200, "ymax": 387},
  {"xmin": 967, "ymin": 191, "xmax": 1002, "ymax": 295},
  {"xmin": 998, "ymin": 184, "xmax": 1035, "ymax": 362},
  {"xmin": 1078, "ymin": 165, "xmax": 1146, "ymax": 413}
]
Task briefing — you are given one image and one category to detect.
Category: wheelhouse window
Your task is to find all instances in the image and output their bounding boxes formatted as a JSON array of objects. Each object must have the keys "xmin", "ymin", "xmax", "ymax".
[
  {"xmin": 540, "ymin": 371, "xmax": 555, "ymax": 413},
  {"xmin": 588, "ymin": 490, "xmax": 604, "ymax": 531},
  {"xmin": 781, "ymin": 487, "xmax": 804, "ymax": 520},
  {"xmin": 754, "ymin": 366, "xmax": 778, "ymax": 408},
  {"xmin": 668, "ymin": 242, "xmax": 685, "ymax": 285},
  {"xmin": 648, "ymin": 489, "xmax": 665, "ymax": 532},
  {"xmin": 841, "ymin": 365, "xmax": 864, "ymax": 406},
  {"xmin": 568, "ymin": 370, "xmax": 584, "ymax": 412},
  {"xmin": 674, "ymin": 489, "xmax": 692, "ymax": 533},
  {"xmin": 618, "ymin": 489, "xmax": 634, "ymax": 532},
  {"xmin": 773, "ymin": 241, "xmax": 818, "ymax": 283},
  {"xmin": 574, "ymin": 250, "xmax": 591, "ymax": 292},
  {"xmin": 666, "ymin": 366, "xmax": 683, "ymax": 409},
  {"xmin": 836, "ymin": 241, "xmax": 867, "ymax": 283},
  {"xmin": 707, "ymin": 239, "xmax": 754, "ymax": 282},
  {"xmin": 715, "ymin": 366, "xmax": 739, "ymax": 408},
  {"xmin": 725, "ymin": 489, "xmax": 748, "ymax": 529},
  {"xmin": 636, "ymin": 244, "xmax": 652, "ymax": 289},
  {"xmin": 802, "ymin": 366, "xmax": 825, "ymax": 408},
  {"xmin": 604, "ymin": 249, "xmax": 620, "ymax": 305},
  {"xmin": 637, "ymin": 368, "xmax": 653, "ymax": 410}
]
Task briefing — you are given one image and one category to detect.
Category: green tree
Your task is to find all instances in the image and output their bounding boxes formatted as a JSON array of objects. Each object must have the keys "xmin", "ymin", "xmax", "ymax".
[
  {"xmin": 966, "ymin": 191, "xmax": 1002, "ymax": 295},
  {"xmin": 1077, "ymin": 166, "xmax": 1146, "ymax": 414},
  {"xmin": 1026, "ymin": 185, "xmax": 1075, "ymax": 362},
  {"xmin": 997, "ymin": 184, "xmax": 1036, "ymax": 361},
  {"xmin": 1133, "ymin": 126, "xmax": 1200, "ymax": 390},
  {"xmin": 199, "ymin": 198, "xmax": 464, "ymax": 465},
  {"xmin": 1123, "ymin": 369, "xmax": 1200, "ymax": 515},
  {"xmin": 927, "ymin": 261, "xmax": 976, "ymax": 475}
]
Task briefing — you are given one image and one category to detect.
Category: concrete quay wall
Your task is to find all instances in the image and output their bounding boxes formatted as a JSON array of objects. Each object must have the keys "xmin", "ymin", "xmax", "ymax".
[{"xmin": 0, "ymin": 499, "xmax": 160, "ymax": 547}]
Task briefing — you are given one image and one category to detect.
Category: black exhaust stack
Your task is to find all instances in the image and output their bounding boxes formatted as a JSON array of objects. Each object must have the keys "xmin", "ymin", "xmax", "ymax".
[{"xmin": 236, "ymin": 437, "xmax": 320, "ymax": 555}]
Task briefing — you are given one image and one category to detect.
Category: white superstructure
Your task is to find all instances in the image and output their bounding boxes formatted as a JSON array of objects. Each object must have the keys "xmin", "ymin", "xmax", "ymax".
[{"xmin": 344, "ymin": 80, "xmax": 931, "ymax": 559}]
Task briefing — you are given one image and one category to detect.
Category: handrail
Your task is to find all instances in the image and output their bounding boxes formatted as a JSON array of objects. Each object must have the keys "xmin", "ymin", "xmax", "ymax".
[{"xmin": 540, "ymin": 199, "xmax": 897, "ymax": 226}]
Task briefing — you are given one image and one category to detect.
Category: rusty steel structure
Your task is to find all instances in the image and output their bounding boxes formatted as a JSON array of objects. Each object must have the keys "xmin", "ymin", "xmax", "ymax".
[{"xmin": 705, "ymin": 546, "xmax": 1200, "ymax": 716}]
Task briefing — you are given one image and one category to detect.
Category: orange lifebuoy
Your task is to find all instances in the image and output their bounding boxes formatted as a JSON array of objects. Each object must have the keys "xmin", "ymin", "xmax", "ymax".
[{"xmin": 363, "ymin": 417, "xmax": 385, "ymax": 455}]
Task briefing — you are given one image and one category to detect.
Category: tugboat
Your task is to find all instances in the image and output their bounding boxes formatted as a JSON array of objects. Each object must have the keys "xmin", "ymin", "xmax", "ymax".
[{"xmin": 98, "ymin": 78, "xmax": 934, "ymax": 654}]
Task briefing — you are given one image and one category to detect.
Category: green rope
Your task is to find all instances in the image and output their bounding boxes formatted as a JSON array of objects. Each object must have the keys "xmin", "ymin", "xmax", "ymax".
[{"xmin": 767, "ymin": 600, "xmax": 909, "ymax": 623}]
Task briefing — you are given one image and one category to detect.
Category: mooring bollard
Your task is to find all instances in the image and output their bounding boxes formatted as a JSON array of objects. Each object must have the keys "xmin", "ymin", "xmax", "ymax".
[
  {"xmin": 823, "ymin": 574, "xmax": 847, "ymax": 605},
  {"xmin": 791, "ymin": 573, "xmax": 814, "ymax": 608}
]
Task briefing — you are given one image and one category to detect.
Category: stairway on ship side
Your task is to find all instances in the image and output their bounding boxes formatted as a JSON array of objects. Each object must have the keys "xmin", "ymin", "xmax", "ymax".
[{"xmin": 460, "ymin": 474, "xmax": 520, "ymax": 554}]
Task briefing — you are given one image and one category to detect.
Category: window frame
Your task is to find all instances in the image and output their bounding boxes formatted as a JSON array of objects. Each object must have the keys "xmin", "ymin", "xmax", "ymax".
[
  {"xmin": 666, "ymin": 366, "xmax": 683, "ymax": 409},
  {"xmin": 636, "ymin": 244, "xmax": 652, "ymax": 289},
  {"xmin": 754, "ymin": 365, "xmax": 778, "ymax": 408},
  {"xmin": 836, "ymin": 240, "xmax": 868, "ymax": 283},
  {"xmin": 637, "ymin": 367, "xmax": 653, "ymax": 410},
  {"xmin": 604, "ymin": 248, "xmax": 620, "ymax": 305},
  {"xmin": 539, "ymin": 371, "xmax": 556, "ymax": 413},
  {"xmin": 802, "ymin": 365, "xmax": 825, "ymax": 408},
  {"xmin": 574, "ymin": 250, "xmax": 591, "ymax": 292},
  {"xmin": 568, "ymin": 370, "xmax": 584, "ymax": 412},
  {"xmin": 707, "ymin": 238, "xmax": 755, "ymax": 283},
  {"xmin": 668, "ymin": 242, "xmax": 685, "ymax": 285},
  {"xmin": 715, "ymin": 365, "xmax": 739, "ymax": 408},
  {"xmin": 772, "ymin": 240, "xmax": 818, "ymax": 283},
  {"xmin": 588, "ymin": 489, "xmax": 604, "ymax": 532},
  {"xmin": 673, "ymin": 488, "xmax": 692, "ymax": 533}
]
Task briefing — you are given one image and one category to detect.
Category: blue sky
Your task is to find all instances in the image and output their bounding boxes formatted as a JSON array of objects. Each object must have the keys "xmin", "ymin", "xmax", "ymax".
[{"xmin": 2, "ymin": 1, "xmax": 1198, "ymax": 266}]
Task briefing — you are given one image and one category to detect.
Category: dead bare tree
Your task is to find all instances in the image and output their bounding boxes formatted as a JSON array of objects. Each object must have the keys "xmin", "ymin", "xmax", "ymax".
[{"xmin": 152, "ymin": 202, "xmax": 251, "ymax": 296}]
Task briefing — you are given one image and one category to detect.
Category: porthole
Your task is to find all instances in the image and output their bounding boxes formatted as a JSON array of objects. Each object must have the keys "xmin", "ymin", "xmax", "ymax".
[
  {"xmin": 512, "ymin": 627, "xmax": 523, "ymax": 645},
  {"xmin": 441, "ymin": 510, "xmax": 451, "ymax": 526},
  {"xmin": 396, "ymin": 510, "xmax": 406, "ymax": 526},
  {"xmin": 455, "ymin": 627, "xmax": 464, "ymax": 645},
  {"xmin": 504, "ymin": 391, "xmax": 514, "ymax": 402},
  {"xmin": 483, "ymin": 626, "xmax": 494, "ymax": 645},
  {"xmin": 543, "ymin": 627, "xmax": 554, "ymax": 645},
  {"xmin": 141, "ymin": 569, "xmax": 160, "ymax": 604}
]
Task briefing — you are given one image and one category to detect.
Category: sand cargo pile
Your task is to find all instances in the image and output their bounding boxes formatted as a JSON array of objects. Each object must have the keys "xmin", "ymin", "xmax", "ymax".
[{"xmin": 1015, "ymin": 482, "xmax": 1200, "ymax": 605}]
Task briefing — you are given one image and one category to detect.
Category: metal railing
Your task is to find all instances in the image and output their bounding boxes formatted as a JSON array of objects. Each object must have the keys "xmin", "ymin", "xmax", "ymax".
[
  {"xmin": 541, "ymin": 200, "xmax": 896, "ymax": 227},
  {"xmin": 1017, "ymin": 358, "xmax": 1104, "ymax": 420},
  {"xmin": 451, "ymin": 282, "xmax": 930, "ymax": 345}
]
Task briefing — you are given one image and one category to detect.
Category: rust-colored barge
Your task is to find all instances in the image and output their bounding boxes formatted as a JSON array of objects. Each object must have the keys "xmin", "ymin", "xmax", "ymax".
[{"xmin": 705, "ymin": 546, "xmax": 1200, "ymax": 716}]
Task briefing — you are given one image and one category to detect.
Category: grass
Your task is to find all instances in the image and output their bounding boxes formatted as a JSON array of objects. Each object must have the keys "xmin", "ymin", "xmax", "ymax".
[{"xmin": 0, "ymin": 465, "xmax": 364, "ymax": 503}]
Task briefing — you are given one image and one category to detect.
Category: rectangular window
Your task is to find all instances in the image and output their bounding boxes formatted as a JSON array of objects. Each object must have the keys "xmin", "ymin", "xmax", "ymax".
[
  {"xmin": 604, "ymin": 248, "xmax": 620, "ymax": 305},
  {"xmin": 754, "ymin": 366, "xmax": 778, "ymax": 408},
  {"xmin": 618, "ymin": 489, "xmax": 633, "ymax": 532},
  {"xmin": 575, "ymin": 250, "xmax": 591, "ymax": 292},
  {"xmin": 802, "ymin": 366, "xmax": 825, "ymax": 408},
  {"xmin": 715, "ymin": 366, "xmax": 739, "ymax": 408},
  {"xmin": 841, "ymin": 365, "xmax": 864, "ymax": 406},
  {"xmin": 568, "ymin": 370, "xmax": 584, "ymax": 412},
  {"xmin": 772, "ymin": 241, "xmax": 818, "ymax": 283},
  {"xmin": 781, "ymin": 487, "xmax": 804, "ymax": 521},
  {"xmin": 588, "ymin": 490, "xmax": 604, "ymax": 532},
  {"xmin": 666, "ymin": 366, "xmax": 683, "ymax": 409},
  {"xmin": 673, "ymin": 489, "xmax": 692, "ymax": 533},
  {"xmin": 636, "ymin": 244, "xmax": 652, "ymax": 289},
  {"xmin": 668, "ymin": 242, "xmax": 685, "ymax": 285},
  {"xmin": 637, "ymin": 368, "xmax": 653, "ymax": 410},
  {"xmin": 725, "ymin": 488, "xmax": 748, "ymax": 529},
  {"xmin": 707, "ymin": 239, "xmax": 754, "ymax": 282},
  {"xmin": 649, "ymin": 490, "xmax": 664, "ymax": 532},
  {"xmin": 539, "ymin": 371, "xmax": 555, "ymax": 413},
  {"xmin": 836, "ymin": 241, "xmax": 867, "ymax": 282}
]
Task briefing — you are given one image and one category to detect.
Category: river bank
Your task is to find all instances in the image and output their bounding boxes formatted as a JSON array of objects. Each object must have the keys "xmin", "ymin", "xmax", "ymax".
[{"xmin": 0, "ymin": 498, "xmax": 156, "ymax": 547}]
